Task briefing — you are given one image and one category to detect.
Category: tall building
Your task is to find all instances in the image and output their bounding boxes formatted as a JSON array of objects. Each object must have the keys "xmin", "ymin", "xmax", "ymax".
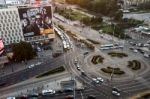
[
  {"xmin": 0, "ymin": 4, "xmax": 54, "ymax": 46},
  {"xmin": 0, "ymin": 7, "xmax": 25, "ymax": 45}
]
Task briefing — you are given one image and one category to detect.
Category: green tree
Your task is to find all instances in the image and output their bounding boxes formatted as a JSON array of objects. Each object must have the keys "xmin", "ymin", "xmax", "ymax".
[
  {"xmin": 12, "ymin": 41, "xmax": 36, "ymax": 62},
  {"xmin": 114, "ymin": 10, "xmax": 123, "ymax": 21}
]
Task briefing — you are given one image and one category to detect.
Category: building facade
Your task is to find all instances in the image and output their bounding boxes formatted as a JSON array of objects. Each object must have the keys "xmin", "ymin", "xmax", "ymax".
[{"xmin": 0, "ymin": 7, "xmax": 24, "ymax": 45}]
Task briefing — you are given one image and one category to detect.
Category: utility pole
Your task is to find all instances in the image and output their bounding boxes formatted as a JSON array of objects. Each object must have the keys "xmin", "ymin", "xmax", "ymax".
[{"xmin": 73, "ymin": 75, "xmax": 76, "ymax": 99}]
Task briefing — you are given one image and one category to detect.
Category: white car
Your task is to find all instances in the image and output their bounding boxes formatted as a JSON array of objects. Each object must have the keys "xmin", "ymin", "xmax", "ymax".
[
  {"xmin": 143, "ymin": 53, "xmax": 150, "ymax": 58},
  {"xmin": 28, "ymin": 64, "xmax": 35, "ymax": 68},
  {"xmin": 92, "ymin": 78, "xmax": 99, "ymax": 84},
  {"xmin": 76, "ymin": 64, "xmax": 80, "ymax": 68},
  {"xmin": 35, "ymin": 62, "xmax": 42, "ymax": 66},
  {"xmin": 96, "ymin": 77, "xmax": 104, "ymax": 82},
  {"xmin": 7, "ymin": 97, "xmax": 16, "ymax": 99},
  {"xmin": 42, "ymin": 89, "xmax": 55, "ymax": 95},
  {"xmin": 143, "ymin": 44, "xmax": 149, "ymax": 47},
  {"xmin": 74, "ymin": 59, "xmax": 78, "ymax": 64},
  {"xmin": 133, "ymin": 49, "xmax": 138, "ymax": 53},
  {"xmin": 112, "ymin": 90, "xmax": 120, "ymax": 96},
  {"xmin": 77, "ymin": 67, "xmax": 81, "ymax": 71}
]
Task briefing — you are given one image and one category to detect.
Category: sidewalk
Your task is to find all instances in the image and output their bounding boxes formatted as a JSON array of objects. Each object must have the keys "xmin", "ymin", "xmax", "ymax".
[
  {"xmin": 0, "ymin": 59, "xmax": 39, "ymax": 77},
  {"xmin": 0, "ymin": 71, "xmax": 83, "ymax": 99}
]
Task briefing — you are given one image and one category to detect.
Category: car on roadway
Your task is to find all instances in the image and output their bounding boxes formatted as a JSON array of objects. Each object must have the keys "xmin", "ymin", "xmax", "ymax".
[
  {"xmin": 81, "ymin": 71, "xmax": 86, "ymax": 76},
  {"xmin": 42, "ymin": 89, "xmax": 55, "ymax": 95},
  {"xmin": 137, "ymin": 49, "xmax": 144, "ymax": 54},
  {"xmin": 75, "ymin": 87, "xmax": 85, "ymax": 91},
  {"xmin": 129, "ymin": 42, "xmax": 136, "ymax": 46},
  {"xmin": 35, "ymin": 62, "xmax": 42, "ymax": 66},
  {"xmin": 64, "ymin": 88, "xmax": 73, "ymax": 93},
  {"xmin": 65, "ymin": 95, "xmax": 74, "ymax": 99},
  {"xmin": 92, "ymin": 78, "xmax": 99, "ymax": 84},
  {"xmin": 76, "ymin": 63, "xmax": 80, "ymax": 67},
  {"xmin": 7, "ymin": 97, "xmax": 16, "ymax": 99},
  {"xmin": 28, "ymin": 64, "xmax": 35, "ymax": 68},
  {"xmin": 133, "ymin": 49, "xmax": 138, "ymax": 53},
  {"xmin": 55, "ymin": 90, "xmax": 63, "ymax": 94},
  {"xmin": 83, "ymin": 51, "xmax": 89, "ymax": 55},
  {"xmin": 87, "ymin": 95, "xmax": 96, "ymax": 99},
  {"xmin": 143, "ymin": 44, "xmax": 149, "ymax": 47},
  {"xmin": 74, "ymin": 59, "xmax": 78, "ymax": 64},
  {"xmin": 129, "ymin": 47, "xmax": 134, "ymax": 50},
  {"xmin": 112, "ymin": 87, "xmax": 120, "ymax": 96},
  {"xmin": 77, "ymin": 67, "xmax": 81, "ymax": 71},
  {"xmin": 143, "ymin": 53, "xmax": 150, "ymax": 58},
  {"xmin": 27, "ymin": 93, "xmax": 38, "ymax": 99},
  {"xmin": 96, "ymin": 77, "xmax": 104, "ymax": 82}
]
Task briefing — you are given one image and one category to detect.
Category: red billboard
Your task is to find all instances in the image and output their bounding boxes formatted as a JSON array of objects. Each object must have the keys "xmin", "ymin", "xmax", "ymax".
[{"xmin": 18, "ymin": 6, "xmax": 53, "ymax": 37}]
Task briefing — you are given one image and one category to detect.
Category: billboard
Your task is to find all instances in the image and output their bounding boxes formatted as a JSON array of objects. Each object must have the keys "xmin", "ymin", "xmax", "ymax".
[{"xmin": 18, "ymin": 6, "xmax": 53, "ymax": 37}]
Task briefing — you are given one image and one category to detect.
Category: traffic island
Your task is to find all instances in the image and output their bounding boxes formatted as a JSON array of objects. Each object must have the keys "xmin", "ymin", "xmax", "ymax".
[
  {"xmin": 91, "ymin": 55, "xmax": 104, "ymax": 64},
  {"xmin": 101, "ymin": 67, "xmax": 125, "ymax": 75},
  {"xmin": 86, "ymin": 38, "xmax": 100, "ymax": 44},
  {"xmin": 36, "ymin": 66, "xmax": 65, "ymax": 78},
  {"xmin": 65, "ymin": 30, "xmax": 95, "ymax": 50},
  {"xmin": 108, "ymin": 51, "xmax": 128, "ymax": 58},
  {"xmin": 127, "ymin": 60, "xmax": 141, "ymax": 70}
]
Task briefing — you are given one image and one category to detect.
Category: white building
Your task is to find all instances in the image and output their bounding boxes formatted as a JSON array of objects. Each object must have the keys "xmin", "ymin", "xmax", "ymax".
[{"xmin": 0, "ymin": 7, "xmax": 24, "ymax": 45}]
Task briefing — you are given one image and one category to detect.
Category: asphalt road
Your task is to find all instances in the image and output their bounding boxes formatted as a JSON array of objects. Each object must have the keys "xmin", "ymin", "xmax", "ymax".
[
  {"xmin": 0, "ymin": 55, "xmax": 65, "ymax": 88},
  {"xmin": 0, "ymin": 15, "xmax": 149, "ymax": 99}
]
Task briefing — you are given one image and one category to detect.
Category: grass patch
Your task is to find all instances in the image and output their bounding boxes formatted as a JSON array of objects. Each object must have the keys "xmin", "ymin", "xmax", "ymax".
[
  {"xmin": 101, "ymin": 67, "xmax": 125, "ymax": 75},
  {"xmin": 57, "ymin": 8, "xmax": 88, "ymax": 21},
  {"xmin": 91, "ymin": 55, "xmax": 104, "ymax": 64},
  {"xmin": 86, "ymin": 39, "xmax": 100, "ymax": 44},
  {"xmin": 58, "ymin": 24, "xmax": 65, "ymax": 31},
  {"xmin": 36, "ymin": 66, "xmax": 65, "ymax": 78},
  {"xmin": 127, "ymin": 60, "xmax": 141, "ymax": 70},
  {"xmin": 108, "ymin": 52, "xmax": 128, "ymax": 58}
]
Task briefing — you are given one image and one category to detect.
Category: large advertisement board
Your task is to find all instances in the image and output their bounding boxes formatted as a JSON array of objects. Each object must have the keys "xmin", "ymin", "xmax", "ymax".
[{"xmin": 18, "ymin": 6, "xmax": 53, "ymax": 37}]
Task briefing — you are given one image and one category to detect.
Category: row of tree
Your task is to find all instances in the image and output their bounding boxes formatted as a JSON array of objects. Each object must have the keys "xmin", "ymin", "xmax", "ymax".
[{"xmin": 65, "ymin": 0, "xmax": 121, "ymax": 17}]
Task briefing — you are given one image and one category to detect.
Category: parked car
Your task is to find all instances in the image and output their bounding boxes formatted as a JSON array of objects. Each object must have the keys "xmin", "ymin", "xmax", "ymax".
[
  {"xmin": 64, "ymin": 88, "xmax": 73, "ymax": 93},
  {"xmin": 7, "ymin": 97, "xmax": 16, "ymax": 99},
  {"xmin": 65, "ymin": 95, "xmax": 74, "ymax": 99},
  {"xmin": 42, "ymin": 89, "xmax": 55, "ymax": 95}
]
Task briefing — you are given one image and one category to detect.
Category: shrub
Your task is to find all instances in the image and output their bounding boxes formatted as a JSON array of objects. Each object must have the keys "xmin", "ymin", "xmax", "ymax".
[
  {"xmin": 101, "ymin": 67, "xmax": 125, "ymax": 75},
  {"xmin": 36, "ymin": 66, "xmax": 65, "ymax": 78},
  {"xmin": 91, "ymin": 55, "xmax": 104, "ymax": 64},
  {"xmin": 127, "ymin": 60, "xmax": 141, "ymax": 70},
  {"xmin": 108, "ymin": 52, "xmax": 128, "ymax": 58}
]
